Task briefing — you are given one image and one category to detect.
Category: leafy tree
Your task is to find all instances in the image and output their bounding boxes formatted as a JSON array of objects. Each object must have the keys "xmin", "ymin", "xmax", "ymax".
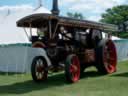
[
  {"xmin": 67, "ymin": 12, "xmax": 84, "ymax": 20},
  {"xmin": 100, "ymin": 5, "xmax": 128, "ymax": 32}
]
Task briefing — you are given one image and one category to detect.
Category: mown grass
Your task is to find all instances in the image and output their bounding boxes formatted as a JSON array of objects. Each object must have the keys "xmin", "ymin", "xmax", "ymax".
[{"xmin": 0, "ymin": 61, "xmax": 128, "ymax": 96}]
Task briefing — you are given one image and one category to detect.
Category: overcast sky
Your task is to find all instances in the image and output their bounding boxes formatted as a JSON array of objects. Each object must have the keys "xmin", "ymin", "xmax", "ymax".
[{"xmin": 0, "ymin": 0, "xmax": 128, "ymax": 21}]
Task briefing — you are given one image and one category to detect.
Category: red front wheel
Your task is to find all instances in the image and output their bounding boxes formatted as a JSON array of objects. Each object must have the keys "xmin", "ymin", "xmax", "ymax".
[{"xmin": 65, "ymin": 54, "xmax": 80, "ymax": 83}]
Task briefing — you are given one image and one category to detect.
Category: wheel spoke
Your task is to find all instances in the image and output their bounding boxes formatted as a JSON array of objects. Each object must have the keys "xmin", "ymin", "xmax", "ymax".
[
  {"xmin": 109, "ymin": 56, "xmax": 115, "ymax": 61},
  {"xmin": 71, "ymin": 56, "xmax": 80, "ymax": 82},
  {"xmin": 70, "ymin": 65, "xmax": 74, "ymax": 73},
  {"xmin": 72, "ymin": 72, "xmax": 76, "ymax": 79},
  {"xmin": 36, "ymin": 60, "xmax": 40, "ymax": 67},
  {"xmin": 37, "ymin": 72, "xmax": 40, "ymax": 79},
  {"xmin": 39, "ymin": 59, "xmax": 43, "ymax": 66},
  {"xmin": 40, "ymin": 73, "xmax": 43, "ymax": 79}
]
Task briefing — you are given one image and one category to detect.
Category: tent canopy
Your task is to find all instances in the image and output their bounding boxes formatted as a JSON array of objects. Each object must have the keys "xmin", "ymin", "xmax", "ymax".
[
  {"xmin": 0, "ymin": 6, "xmax": 51, "ymax": 44},
  {"xmin": 17, "ymin": 13, "xmax": 118, "ymax": 33}
]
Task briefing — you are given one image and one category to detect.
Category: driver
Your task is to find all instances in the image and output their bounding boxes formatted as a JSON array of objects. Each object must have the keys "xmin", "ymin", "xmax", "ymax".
[
  {"xmin": 37, "ymin": 25, "xmax": 48, "ymax": 37},
  {"xmin": 60, "ymin": 26, "xmax": 72, "ymax": 40}
]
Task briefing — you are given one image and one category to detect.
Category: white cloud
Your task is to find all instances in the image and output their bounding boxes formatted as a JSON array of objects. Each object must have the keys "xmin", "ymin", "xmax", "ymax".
[
  {"xmin": 60, "ymin": 0, "xmax": 127, "ymax": 21},
  {"xmin": 0, "ymin": 5, "xmax": 33, "ymax": 11},
  {"xmin": 59, "ymin": 0, "xmax": 80, "ymax": 6},
  {"xmin": 87, "ymin": 15, "xmax": 101, "ymax": 21},
  {"xmin": 69, "ymin": 0, "xmax": 118, "ymax": 12}
]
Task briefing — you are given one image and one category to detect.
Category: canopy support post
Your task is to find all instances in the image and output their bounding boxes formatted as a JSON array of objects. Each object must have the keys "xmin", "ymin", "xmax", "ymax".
[{"xmin": 49, "ymin": 20, "xmax": 52, "ymax": 39}]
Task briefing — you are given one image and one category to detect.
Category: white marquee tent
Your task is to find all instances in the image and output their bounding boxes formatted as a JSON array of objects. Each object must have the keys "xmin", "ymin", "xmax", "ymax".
[
  {"xmin": 0, "ymin": 6, "xmax": 51, "ymax": 44},
  {"xmin": 0, "ymin": 6, "xmax": 51, "ymax": 72}
]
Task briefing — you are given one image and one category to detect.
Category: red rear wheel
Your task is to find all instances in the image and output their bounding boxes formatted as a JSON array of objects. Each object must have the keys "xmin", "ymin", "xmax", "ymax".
[
  {"xmin": 96, "ymin": 40, "xmax": 117, "ymax": 74},
  {"xmin": 103, "ymin": 40, "xmax": 117, "ymax": 73},
  {"xmin": 65, "ymin": 54, "xmax": 80, "ymax": 83}
]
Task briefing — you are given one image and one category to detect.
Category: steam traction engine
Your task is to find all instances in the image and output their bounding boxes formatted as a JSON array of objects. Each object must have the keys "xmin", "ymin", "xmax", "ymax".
[{"xmin": 17, "ymin": 13, "xmax": 117, "ymax": 83}]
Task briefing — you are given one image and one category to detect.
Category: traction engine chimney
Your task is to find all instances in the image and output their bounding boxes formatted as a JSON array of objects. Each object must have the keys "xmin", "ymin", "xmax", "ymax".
[{"xmin": 51, "ymin": 0, "xmax": 60, "ymax": 15}]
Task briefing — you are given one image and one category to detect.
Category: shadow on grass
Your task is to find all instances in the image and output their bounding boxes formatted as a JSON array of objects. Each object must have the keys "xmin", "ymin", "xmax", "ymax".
[
  {"xmin": 0, "ymin": 71, "xmax": 103, "ymax": 95},
  {"xmin": 0, "ymin": 73, "xmax": 68, "ymax": 94},
  {"xmin": 0, "ymin": 72, "xmax": 23, "ymax": 75},
  {"xmin": 111, "ymin": 72, "xmax": 128, "ymax": 77},
  {"xmin": 81, "ymin": 71, "xmax": 103, "ymax": 79}
]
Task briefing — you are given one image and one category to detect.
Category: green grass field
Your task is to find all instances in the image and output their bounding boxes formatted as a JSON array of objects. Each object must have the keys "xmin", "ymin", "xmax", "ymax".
[{"xmin": 0, "ymin": 61, "xmax": 128, "ymax": 96}]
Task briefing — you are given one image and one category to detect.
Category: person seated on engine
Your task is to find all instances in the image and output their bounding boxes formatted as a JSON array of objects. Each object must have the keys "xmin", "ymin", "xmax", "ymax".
[
  {"xmin": 37, "ymin": 25, "xmax": 48, "ymax": 40},
  {"xmin": 60, "ymin": 26, "xmax": 72, "ymax": 40}
]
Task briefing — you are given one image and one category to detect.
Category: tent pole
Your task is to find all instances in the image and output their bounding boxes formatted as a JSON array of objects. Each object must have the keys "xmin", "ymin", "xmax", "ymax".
[
  {"xmin": 29, "ymin": 23, "xmax": 32, "ymax": 41},
  {"xmin": 23, "ymin": 28, "xmax": 30, "ymax": 41}
]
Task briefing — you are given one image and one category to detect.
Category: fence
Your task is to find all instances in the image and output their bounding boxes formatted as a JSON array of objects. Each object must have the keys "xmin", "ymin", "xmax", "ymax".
[
  {"xmin": 114, "ymin": 39, "xmax": 128, "ymax": 62},
  {"xmin": 0, "ymin": 40, "xmax": 128, "ymax": 73}
]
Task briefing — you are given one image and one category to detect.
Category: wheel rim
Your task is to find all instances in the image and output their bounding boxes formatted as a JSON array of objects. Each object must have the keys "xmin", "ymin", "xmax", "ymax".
[
  {"xmin": 70, "ymin": 56, "xmax": 80, "ymax": 82},
  {"xmin": 35, "ymin": 58, "xmax": 47, "ymax": 80},
  {"xmin": 103, "ymin": 40, "xmax": 117, "ymax": 73}
]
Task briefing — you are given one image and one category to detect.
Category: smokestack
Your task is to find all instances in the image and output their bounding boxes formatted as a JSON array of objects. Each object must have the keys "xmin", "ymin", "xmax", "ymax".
[{"xmin": 51, "ymin": 0, "xmax": 60, "ymax": 15}]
